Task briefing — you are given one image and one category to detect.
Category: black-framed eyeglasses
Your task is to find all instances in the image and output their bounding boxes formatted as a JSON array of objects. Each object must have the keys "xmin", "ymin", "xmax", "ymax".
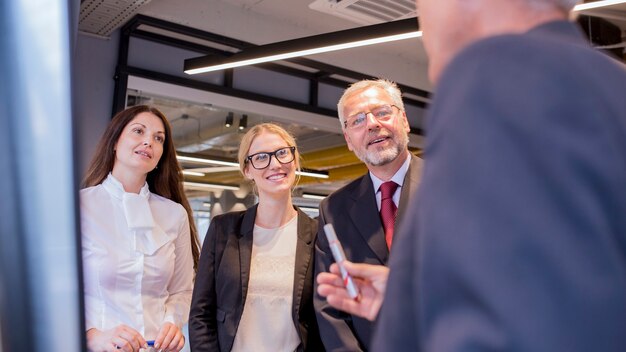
[
  {"xmin": 344, "ymin": 104, "xmax": 400, "ymax": 129},
  {"xmin": 245, "ymin": 146, "xmax": 296, "ymax": 169}
]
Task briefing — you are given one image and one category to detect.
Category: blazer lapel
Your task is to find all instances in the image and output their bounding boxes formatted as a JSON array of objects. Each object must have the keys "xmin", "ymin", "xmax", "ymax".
[
  {"xmin": 348, "ymin": 175, "xmax": 388, "ymax": 263},
  {"xmin": 238, "ymin": 205, "xmax": 257, "ymax": 304},
  {"xmin": 396, "ymin": 155, "xmax": 423, "ymax": 229},
  {"xmin": 291, "ymin": 209, "xmax": 314, "ymax": 321}
]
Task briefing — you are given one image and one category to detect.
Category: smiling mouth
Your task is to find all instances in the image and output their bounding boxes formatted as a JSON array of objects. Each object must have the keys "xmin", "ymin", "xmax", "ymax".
[
  {"xmin": 368, "ymin": 136, "xmax": 390, "ymax": 146},
  {"xmin": 135, "ymin": 150, "xmax": 152, "ymax": 159},
  {"xmin": 266, "ymin": 173, "xmax": 287, "ymax": 180}
]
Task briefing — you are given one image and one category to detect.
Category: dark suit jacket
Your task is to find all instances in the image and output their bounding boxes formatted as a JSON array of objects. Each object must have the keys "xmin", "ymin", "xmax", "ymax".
[
  {"xmin": 374, "ymin": 21, "xmax": 626, "ymax": 351},
  {"xmin": 314, "ymin": 154, "xmax": 423, "ymax": 351},
  {"xmin": 189, "ymin": 205, "xmax": 323, "ymax": 351}
]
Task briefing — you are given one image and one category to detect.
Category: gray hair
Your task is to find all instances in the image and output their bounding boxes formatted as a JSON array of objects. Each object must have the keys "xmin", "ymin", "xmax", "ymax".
[{"xmin": 337, "ymin": 79, "xmax": 405, "ymax": 129}]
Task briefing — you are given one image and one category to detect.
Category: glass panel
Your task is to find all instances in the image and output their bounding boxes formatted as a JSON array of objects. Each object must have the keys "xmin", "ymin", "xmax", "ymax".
[{"xmin": 124, "ymin": 89, "xmax": 348, "ymax": 228}]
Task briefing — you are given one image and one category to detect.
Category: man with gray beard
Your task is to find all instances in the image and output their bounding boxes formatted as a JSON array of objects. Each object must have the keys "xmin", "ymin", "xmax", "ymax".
[{"xmin": 313, "ymin": 79, "xmax": 423, "ymax": 351}]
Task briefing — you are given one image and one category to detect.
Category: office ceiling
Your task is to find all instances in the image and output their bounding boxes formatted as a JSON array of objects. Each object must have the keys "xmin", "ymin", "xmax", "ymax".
[
  {"xmin": 79, "ymin": 0, "xmax": 626, "ymax": 203},
  {"xmin": 136, "ymin": 0, "xmax": 432, "ymax": 89},
  {"xmin": 105, "ymin": 0, "xmax": 430, "ymax": 198}
]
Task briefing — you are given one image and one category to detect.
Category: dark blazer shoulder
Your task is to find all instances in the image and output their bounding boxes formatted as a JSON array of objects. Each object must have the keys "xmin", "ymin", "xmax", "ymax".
[
  {"xmin": 296, "ymin": 207, "xmax": 318, "ymax": 227},
  {"xmin": 205, "ymin": 206, "xmax": 257, "ymax": 241},
  {"xmin": 321, "ymin": 173, "xmax": 370, "ymax": 209},
  {"xmin": 209, "ymin": 208, "xmax": 247, "ymax": 226}
]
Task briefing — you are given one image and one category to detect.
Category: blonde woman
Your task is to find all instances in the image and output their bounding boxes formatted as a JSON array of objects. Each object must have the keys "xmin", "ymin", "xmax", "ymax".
[{"xmin": 189, "ymin": 123, "xmax": 322, "ymax": 351}]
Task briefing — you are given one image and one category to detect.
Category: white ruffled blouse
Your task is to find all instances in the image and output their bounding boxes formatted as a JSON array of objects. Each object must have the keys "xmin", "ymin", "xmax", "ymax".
[{"xmin": 80, "ymin": 173, "xmax": 193, "ymax": 340}]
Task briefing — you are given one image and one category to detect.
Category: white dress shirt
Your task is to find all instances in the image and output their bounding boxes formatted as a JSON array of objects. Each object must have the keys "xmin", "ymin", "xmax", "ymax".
[
  {"xmin": 81, "ymin": 173, "xmax": 194, "ymax": 340},
  {"xmin": 232, "ymin": 216, "xmax": 300, "ymax": 352}
]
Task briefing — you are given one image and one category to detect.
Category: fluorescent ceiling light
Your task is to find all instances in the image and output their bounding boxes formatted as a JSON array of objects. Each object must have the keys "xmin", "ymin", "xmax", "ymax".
[
  {"xmin": 184, "ymin": 181, "xmax": 239, "ymax": 191},
  {"xmin": 185, "ymin": 18, "xmax": 421, "ymax": 75},
  {"xmin": 182, "ymin": 170, "xmax": 206, "ymax": 177},
  {"xmin": 177, "ymin": 155, "xmax": 239, "ymax": 167},
  {"xmin": 177, "ymin": 154, "xmax": 329, "ymax": 179},
  {"xmin": 573, "ymin": 0, "xmax": 626, "ymax": 11},
  {"xmin": 297, "ymin": 170, "xmax": 329, "ymax": 179},
  {"xmin": 302, "ymin": 193, "xmax": 327, "ymax": 200},
  {"xmin": 186, "ymin": 166, "xmax": 240, "ymax": 174}
]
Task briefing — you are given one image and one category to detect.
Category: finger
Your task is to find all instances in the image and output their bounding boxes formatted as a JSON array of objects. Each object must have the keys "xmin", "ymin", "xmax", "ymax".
[
  {"xmin": 111, "ymin": 336, "xmax": 134, "ymax": 352},
  {"xmin": 316, "ymin": 272, "xmax": 343, "ymax": 287},
  {"xmin": 117, "ymin": 329, "xmax": 143, "ymax": 351},
  {"xmin": 344, "ymin": 261, "xmax": 388, "ymax": 278},
  {"xmin": 154, "ymin": 323, "xmax": 178, "ymax": 349},
  {"xmin": 164, "ymin": 331, "xmax": 183, "ymax": 351},
  {"xmin": 117, "ymin": 326, "xmax": 147, "ymax": 349},
  {"xmin": 326, "ymin": 293, "xmax": 363, "ymax": 316},
  {"xmin": 154, "ymin": 324, "xmax": 169, "ymax": 350},
  {"xmin": 176, "ymin": 335, "xmax": 186, "ymax": 351},
  {"xmin": 162, "ymin": 327, "xmax": 178, "ymax": 351},
  {"xmin": 317, "ymin": 278, "xmax": 356, "ymax": 297},
  {"xmin": 116, "ymin": 330, "xmax": 141, "ymax": 351},
  {"xmin": 329, "ymin": 263, "xmax": 341, "ymax": 275}
]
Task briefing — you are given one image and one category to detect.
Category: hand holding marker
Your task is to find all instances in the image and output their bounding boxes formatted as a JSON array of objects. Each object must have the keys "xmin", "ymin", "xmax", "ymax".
[{"xmin": 323, "ymin": 223, "xmax": 361, "ymax": 301}]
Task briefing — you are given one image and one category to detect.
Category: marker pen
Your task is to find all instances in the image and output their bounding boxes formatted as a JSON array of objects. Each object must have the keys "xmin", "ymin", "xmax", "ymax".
[{"xmin": 323, "ymin": 223, "xmax": 360, "ymax": 300}]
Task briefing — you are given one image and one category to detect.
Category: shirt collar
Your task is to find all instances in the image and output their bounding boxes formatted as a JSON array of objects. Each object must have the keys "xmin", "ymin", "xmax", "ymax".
[
  {"xmin": 369, "ymin": 153, "xmax": 411, "ymax": 193},
  {"xmin": 102, "ymin": 173, "xmax": 150, "ymax": 200}
]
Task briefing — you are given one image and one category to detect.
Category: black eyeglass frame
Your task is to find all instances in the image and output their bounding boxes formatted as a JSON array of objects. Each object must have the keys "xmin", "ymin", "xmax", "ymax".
[
  {"xmin": 245, "ymin": 146, "xmax": 297, "ymax": 169},
  {"xmin": 343, "ymin": 104, "xmax": 401, "ymax": 129}
]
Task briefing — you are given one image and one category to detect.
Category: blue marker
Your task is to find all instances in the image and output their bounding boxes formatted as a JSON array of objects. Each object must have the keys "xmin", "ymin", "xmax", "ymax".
[{"xmin": 117, "ymin": 340, "xmax": 155, "ymax": 349}]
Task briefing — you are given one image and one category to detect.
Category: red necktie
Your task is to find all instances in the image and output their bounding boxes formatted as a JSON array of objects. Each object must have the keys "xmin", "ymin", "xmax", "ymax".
[{"xmin": 380, "ymin": 181, "xmax": 398, "ymax": 249}]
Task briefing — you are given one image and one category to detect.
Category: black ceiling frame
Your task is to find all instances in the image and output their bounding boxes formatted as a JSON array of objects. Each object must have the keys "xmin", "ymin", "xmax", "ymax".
[
  {"xmin": 183, "ymin": 18, "xmax": 421, "ymax": 75},
  {"xmin": 112, "ymin": 14, "xmax": 429, "ymax": 135}
]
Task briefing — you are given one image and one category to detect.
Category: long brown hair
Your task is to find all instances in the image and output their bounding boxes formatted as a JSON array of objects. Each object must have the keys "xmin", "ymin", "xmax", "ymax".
[{"xmin": 83, "ymin": 105, "xmax": 200, "ymax": 271}]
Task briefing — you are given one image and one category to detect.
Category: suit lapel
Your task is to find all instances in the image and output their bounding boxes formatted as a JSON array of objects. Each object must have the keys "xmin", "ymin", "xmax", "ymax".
[
  {"xmin": 291, "ymin": 209, "xmax": 313, "ymax": 323},
  {"xmin": 396, "ymin": 155, "xmax": 423, "ymax": 229},
  {"xmin": 348, "ymin": 175, "xmax": 388, "ymax": 263},
  {"xmin": 238, "ymin": 205, "xmax": 257, "ymax": 304}
]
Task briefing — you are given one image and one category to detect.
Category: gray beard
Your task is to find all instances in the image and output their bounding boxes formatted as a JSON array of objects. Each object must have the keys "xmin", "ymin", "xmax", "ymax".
[{"xmin": 354, "ymin": 133, "xmax": 409, "ymax": 167}]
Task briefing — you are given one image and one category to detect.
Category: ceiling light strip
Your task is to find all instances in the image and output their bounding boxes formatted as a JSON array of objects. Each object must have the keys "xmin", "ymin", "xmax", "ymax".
[
  {"xmin": 185, "ymin": 31, "xmax": 422, "ymax": 74},
  {"xmin": 185, "ymin": 17, "xmax": 421, "ymax": 74},
  {"xmin": 573, "ymin": 0, "xmax": 626, "ymax": 11},
  {"xmin": 177, "ymin": 154, "xmax": 329, "ymax": 179},
  {"xmin": 182, "ymin": 170, "xmax": 206, "ymax": 177},
  {"xmin": 183, "ymin": 181, "xmax": 239, "ymax": 191},
  {"xmin": 177, "ymin": 155, "xmax": 239, "ymax": 167},
  {"xmin": 302, "ymin": 193, "xmax": 327, "ymax": 200},
  {"xmin": 296, "ymin": 170, "xmax": 330, "ymax": 179}
]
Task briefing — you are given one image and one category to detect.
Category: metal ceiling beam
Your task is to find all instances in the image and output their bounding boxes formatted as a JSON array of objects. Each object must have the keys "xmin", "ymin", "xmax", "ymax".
[{"xmin": 112, "ymin": 15, "xmax": 431, "ymax": 128}]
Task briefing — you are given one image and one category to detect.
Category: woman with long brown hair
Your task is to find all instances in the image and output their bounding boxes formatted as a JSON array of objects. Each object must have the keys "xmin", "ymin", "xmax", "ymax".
[{"xmin": 81, "ymin": 105, "xmax": 199, "ymax": 352}]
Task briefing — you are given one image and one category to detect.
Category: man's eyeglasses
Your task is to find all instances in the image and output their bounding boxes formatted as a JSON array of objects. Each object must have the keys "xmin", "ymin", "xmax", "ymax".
[
  {"xmin": 344, "ymin": 104, "xmax": 400, "ymax": 130},
  {"xmin": 245, "ymin": 146, "xmax": 296, "ymax": 169}
]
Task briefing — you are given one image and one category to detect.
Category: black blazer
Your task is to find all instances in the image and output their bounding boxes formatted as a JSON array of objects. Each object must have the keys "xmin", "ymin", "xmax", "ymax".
[
  {"xmin": 314, "ymin": 155, "xmax": 423, "ymax": 351},
  {"xmin": 189, "ymin": 205, "xmax": 323, "ymax": 351}
]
